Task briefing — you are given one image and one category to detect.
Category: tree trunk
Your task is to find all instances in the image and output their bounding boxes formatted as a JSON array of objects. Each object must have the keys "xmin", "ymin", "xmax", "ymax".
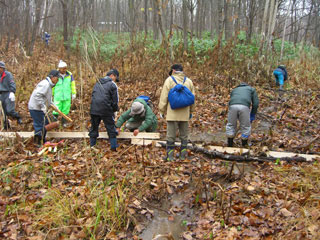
[
  {"xmin": 152, "ymin": 0, "xmax": 159, "ymax": 40},
  {"xmin": 24, "ymin": 0, "xmax": 31, "ymax": 48},
  {"xmin": 60, "ymin": 0, "xmax": 69, "ymax": 50},
  {"xmin": 280, "ymin": 0, "xmax": 293, "ymax": 60},
  {"xmin": 224, "ymin": 0, "xmax": 232, "ymax": 41},
  {"xmin": 183, "ymin": 0, "xmax": 188, "ymax": 52},
  {"xmin": 144, "ymin": 0, "xmax": 148, "ymax": 37},
  {"xmin": 28, "ymin": 0, "xmax": 43, "ymax": 56}
]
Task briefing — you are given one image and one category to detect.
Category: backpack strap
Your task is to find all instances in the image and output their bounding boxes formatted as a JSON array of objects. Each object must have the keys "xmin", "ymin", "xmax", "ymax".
[{"xmin": 170, "ymin": 76, "xmax": 178, "ymax": 85}]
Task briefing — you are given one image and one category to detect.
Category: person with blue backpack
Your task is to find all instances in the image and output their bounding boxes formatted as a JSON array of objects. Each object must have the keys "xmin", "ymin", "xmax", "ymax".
[
  {"xmin": 159, "ymin": 64, "xmax": 195, "ymax": 161},
  {"xmin": 115, "ymin": 96, "xmax": 157, "ymax": 136},
  {"xmin": 273, "ymin": 65, "xmax": 288, "ymax": 90},
  {"xmin": 226, "ymin": 82, "xmax": 259, "ymax": 147}
]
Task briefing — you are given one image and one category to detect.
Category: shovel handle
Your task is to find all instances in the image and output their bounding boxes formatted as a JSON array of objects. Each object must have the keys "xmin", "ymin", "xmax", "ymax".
[{"xmin": 50, "ymin": 104, "xmax": 73, "ymax": 122}]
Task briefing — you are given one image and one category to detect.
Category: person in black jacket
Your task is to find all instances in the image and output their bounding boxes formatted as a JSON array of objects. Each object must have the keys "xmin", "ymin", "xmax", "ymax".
[
  {"xmin": 0, "ymin": 61, "xmax": 22, "ymax": 129},
  {"xmin": 89, "ymin": 69, "xmax": 120, "ymax": 150}
]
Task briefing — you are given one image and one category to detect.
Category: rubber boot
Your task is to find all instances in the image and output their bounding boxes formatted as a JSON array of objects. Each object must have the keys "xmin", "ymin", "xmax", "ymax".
[
  {"xmin": 17, "ymin": 117, "xmax": 22, "ymax": 125},
  {"xmin": 242, "ymin": 139, "xmax": 248, "ymax": 147},
  {"xmin": 163, "ymin": 141, "xmax": 175, "ymax": 161},
  {"xmin": 179, "ymin": 140, "xmax": 188, "ymax": 160},
  {"xmin": 90, "ymin": 137, "xmax": 97, "ymax": 147},
  {"xmin": 34, "ymin": 135, "xmax": 42, "ymax": 147},
  {"xmin": 227, "ymin": 138, "xmax": 234, "ymax": 147},
  {"xmin": 109, "ymin": 138, "xmax": 119, "ymax": 151}
]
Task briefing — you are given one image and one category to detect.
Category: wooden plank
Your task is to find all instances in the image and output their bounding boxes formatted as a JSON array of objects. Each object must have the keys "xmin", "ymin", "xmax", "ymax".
[
  {"xmin": 0, "ymin": 132, "xmax": 160, "ymax": 139},
  {"xmin": 268, "ymin": 151, "xmax": 318, "ymax": 162},
  {"xmin": 131, "ymin": 139, "xmax": 165, "ymax": 147}
]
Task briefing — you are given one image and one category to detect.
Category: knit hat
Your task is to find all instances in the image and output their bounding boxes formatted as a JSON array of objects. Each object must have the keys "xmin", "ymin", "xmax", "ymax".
[
  {"xmin": 58, "ymin": 60, "xmax": 67, "ymax": 68},
  {"xmin": 0, "ymin": 61, "xmax": 5, "ymax": 69},
  {"xmin": 48, "ymin": 70, "xmax": 60, "ymax": 78},
  {"xmin": 130, "ymin": 102, "xmax": 144, "ymax": 115}
]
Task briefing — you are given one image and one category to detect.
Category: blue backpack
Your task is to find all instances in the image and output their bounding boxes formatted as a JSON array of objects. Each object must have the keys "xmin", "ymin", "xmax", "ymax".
[
  {"xmin": 136, "ymin": 95, "xmax": 153, "ymax": 108},
  {"xmin": 168, "ymin": 76, "xmax": 194, "ymax": 110}
]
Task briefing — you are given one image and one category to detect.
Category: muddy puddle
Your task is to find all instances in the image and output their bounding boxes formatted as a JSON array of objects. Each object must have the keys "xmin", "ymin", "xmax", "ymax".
[
  {"xmin": 139, "ymin": 192, "xmax": 194, "ymax": 240},
  {"xmin": 139, "ymin": 162, "xmax": 257, "ymax": 239}
]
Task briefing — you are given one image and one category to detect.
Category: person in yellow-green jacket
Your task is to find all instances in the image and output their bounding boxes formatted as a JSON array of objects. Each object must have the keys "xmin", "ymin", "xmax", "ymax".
[{"xmin": 52, "ymin": 60, "xmax": 76, "ymax": 125}]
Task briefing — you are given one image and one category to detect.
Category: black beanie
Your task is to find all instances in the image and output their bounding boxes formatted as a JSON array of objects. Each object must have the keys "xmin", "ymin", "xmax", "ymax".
[{"xmin": 169, "ymin": 64, "xmax": 183, "ymax": 75}]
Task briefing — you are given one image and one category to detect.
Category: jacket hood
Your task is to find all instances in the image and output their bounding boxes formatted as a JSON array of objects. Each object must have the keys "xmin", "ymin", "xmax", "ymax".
[
  {"xmin": 238, "ymin": 82, "xmax": 249, "ymax": 87},
  {"xmin": 99, "ymin": 76, "xmax": 112, "ymax": 84},
  {"xmin": 46, "ymin": 77, "xmax": 55, "ymax": 87}
]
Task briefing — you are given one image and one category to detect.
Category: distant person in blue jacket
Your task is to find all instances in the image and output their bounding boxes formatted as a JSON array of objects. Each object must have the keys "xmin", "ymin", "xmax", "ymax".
[
  {"xmin": 44, "ymin": 32, "xmax": 50, "ymax": 46},
  {"xmin": 273, "ymin": 65, "xmax": 288, "ymax": 90}
]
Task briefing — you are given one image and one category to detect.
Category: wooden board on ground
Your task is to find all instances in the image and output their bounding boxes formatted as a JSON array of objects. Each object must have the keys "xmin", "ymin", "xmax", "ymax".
[{"xmin": 0, "ymin": 132, "xmax": 160, "ymax": 139}]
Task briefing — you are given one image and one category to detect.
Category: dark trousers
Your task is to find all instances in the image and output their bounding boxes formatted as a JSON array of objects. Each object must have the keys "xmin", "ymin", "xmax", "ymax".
[
  {"xmin": 0, "ymin": 92, "xmax": 20, "ymax": 127},
  {"xmin": 89, "ymin": 114, "xmax": 117, "ymax": 139},
  {"xmin": 29, "ymin": 110, "xmax": 49, "ymax": 142}
]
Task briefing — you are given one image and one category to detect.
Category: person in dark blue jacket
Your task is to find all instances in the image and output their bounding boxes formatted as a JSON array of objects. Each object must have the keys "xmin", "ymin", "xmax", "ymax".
[
  {"xmin": 273, "ymin": 65, "xmax": 288, "ymax": 90},
  {"xmin": 0, "ymin": 61, "xmax": 22, "ymax": 129},
  {"xmin": 89, "ymin": 69, "xmax": 120, "ymax": 150}
]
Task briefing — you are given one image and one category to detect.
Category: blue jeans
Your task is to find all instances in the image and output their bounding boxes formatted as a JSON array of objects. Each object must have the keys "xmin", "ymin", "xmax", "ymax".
[
  {"xmin": 273, "ymin": 70, "xmax": 284, "ymax": 86},
  {"xmin": 29, "ymin": 110, "xmax": 49, "ymax": 141}
]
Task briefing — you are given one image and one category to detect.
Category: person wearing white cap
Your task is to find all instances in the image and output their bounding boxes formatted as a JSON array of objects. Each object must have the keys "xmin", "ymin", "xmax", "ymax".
[
  {"xmin": 52, "ymin": 60, "xmax": 76, "ymax": 126},
  {"xmin": 0, "ymin": 61, "xmax": 22, "ymax": 129}
]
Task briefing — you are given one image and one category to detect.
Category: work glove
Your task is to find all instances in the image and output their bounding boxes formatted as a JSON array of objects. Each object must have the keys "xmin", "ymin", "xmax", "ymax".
[
  {"xmin": 250, "ymin": 112, "xmax": 255, "ymax": 123},
  {"xmin": 41, "ymin": 105, "xmax": 47, "ymax": 113},
  {"xmin": 114, "ymin": 112, "xmax": 118, "ymax": 118},
  {"xmin": 160, "ymin": 113, "xmax": 164, "ymax": 119},
  {"xmin": 9, "ymin": 92, "xmax": 15, "ymax": 101},
  {"xmin": 189, "ymin": 114, "xmax": 193, "ymax": 119},
  {"xmin": 72, "ymin": 94, "xmax": 76, "ymax": 100}
]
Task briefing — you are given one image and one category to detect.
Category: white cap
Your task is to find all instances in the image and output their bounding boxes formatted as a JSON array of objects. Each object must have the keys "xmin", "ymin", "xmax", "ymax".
[{"xmin": 58, "ymin": 60, "xmax": 67, "ymax": 68}]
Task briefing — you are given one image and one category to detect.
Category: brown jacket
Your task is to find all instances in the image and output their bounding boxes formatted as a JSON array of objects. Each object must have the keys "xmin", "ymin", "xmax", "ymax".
[{"xmin": 159, "ymin": 72, "xmax": 195, "ymax": 121}]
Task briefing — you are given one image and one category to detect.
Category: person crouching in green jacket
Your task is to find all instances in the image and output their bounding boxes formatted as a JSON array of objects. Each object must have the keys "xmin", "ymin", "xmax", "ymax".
[
  {"xmin": 115, "ymin": 98, "xmax": 158, "ymax": 136},
  {"xmin": 52, "ymin": 60, "xmax": 76, "ymax": 126}
]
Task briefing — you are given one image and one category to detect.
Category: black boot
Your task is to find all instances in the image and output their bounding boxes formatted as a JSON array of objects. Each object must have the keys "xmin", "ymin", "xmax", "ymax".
[
  {"xmin": 242, "ymin": 139, "xmax": 248, "ymax": 147},
  {"xmin": 17, "ymin": 117, "xmax": 22, "ymax": 125},
  {"xmin": 227, "ymin": 138, "xmax": 234, "ymax": 147},
  {"xmin": 90, "ymin": 137, "xmax": 97, "ymax": 147},
  {"xmin": 163, "ymin": 141, "xmax": 175, "ymax": 161},
  {"xmin": 34, "ymin": 135, "xmax": 42, "ymax": 147},
  {"xmin": 179, "ymin": 140, "xmax": 188, "ymax": 160}
]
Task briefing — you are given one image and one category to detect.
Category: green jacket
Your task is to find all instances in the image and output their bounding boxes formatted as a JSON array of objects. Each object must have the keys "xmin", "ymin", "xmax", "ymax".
[
  {"xmin": 229, "ymin": 83, "xmax": 259, "ymax": 114},
  {"xmin": 116, "ymin": 98, "xmax": 158, "ymax": 131},
  {"xmin": 52, "ymin": 71, "xmax": 76, "ymax": 101}
]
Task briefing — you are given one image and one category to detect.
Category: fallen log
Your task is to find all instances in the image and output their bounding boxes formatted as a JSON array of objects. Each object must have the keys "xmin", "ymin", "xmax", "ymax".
[{"xmin": 158, "ymin": 142, "xmax": 314, "ymax": 163}]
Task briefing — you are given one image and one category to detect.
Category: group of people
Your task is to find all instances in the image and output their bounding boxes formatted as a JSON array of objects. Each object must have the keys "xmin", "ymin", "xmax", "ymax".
[{"xmin": 0, "ymin": 60, "xmax": 288, "ymax": 161}]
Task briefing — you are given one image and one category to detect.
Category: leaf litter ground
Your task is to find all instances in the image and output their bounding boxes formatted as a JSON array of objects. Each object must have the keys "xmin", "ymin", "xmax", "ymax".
[{"xmin": 0, "ymin": 42, "xmax": 320, "ymax": 239}]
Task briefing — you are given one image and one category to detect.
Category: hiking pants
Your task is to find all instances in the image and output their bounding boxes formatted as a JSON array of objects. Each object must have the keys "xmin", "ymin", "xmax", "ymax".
[
  {"xmin": 0, "ymin": 92, "xmax": 20, "ymax": 122},
  {"xmin": 226, "ymin": 104, "xmax": 251, "ymax": 139},
  {"xmin": 273, "ymin": 70, "xmax": 284, "ymax": 86},
  {"xmin": 89, "ymin": 114, "xmax": 117, "ymax": 139},
  {"xmin": 29, "ymin": 110, "xmax": 49, "ymax": 142},
  {"xmin": 125, "ymin": 119, "xmax": 157, "ymax": 132},
  {"xmin": 167, "ymin": 121, "xmax": 189, "ymax": 143},
  {"xmin": 53, "ymin": 99, "xmax": 71, "ymax": 116}
]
